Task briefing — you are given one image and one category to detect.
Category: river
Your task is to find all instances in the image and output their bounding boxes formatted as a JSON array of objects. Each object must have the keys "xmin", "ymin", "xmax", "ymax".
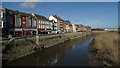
[{"xmin": 3, "ymin": 35, "xmax": 94, "ymax": 66}]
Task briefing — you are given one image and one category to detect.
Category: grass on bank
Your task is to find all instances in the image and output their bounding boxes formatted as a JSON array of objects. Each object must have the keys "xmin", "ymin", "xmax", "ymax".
[{"xmin": 89, "ymin": 31, "xmax": 119, "ymax": 66}]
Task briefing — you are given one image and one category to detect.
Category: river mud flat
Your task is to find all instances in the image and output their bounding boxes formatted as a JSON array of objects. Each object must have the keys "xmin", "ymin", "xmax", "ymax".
[{"xmin": 89, "ymin": 31, "xmax": 119, "ymax": 66}]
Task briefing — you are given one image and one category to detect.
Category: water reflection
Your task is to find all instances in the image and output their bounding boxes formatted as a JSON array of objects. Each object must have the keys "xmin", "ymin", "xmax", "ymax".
[{"xmin": 5, "ymin": 36, "xmax": 94, "ymax": 66}]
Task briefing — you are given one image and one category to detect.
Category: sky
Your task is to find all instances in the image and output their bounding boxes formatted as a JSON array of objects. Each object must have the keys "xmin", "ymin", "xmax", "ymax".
[
  {"xmin": 2, "ymin": 2, "xmax": 118, "ymax": 28},
  {"xmin": 1, "ymin": 0, "xmax": 120, "ymax": 2}
]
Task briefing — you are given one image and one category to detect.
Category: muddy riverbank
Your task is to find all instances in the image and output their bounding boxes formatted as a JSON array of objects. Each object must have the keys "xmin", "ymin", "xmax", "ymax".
[{"xmin": 89, "ymin": 31, "xmax": 119, "ymax": 66}]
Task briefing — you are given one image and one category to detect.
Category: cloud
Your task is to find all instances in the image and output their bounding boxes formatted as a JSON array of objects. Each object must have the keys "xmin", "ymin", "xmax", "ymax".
[
  {"xmin": 20, "ymin": 2, "xmax": 37, "ymax": 9},
  {"xmin": 20, "ymin": 0, "xmax": 42, "ymax": 9}
]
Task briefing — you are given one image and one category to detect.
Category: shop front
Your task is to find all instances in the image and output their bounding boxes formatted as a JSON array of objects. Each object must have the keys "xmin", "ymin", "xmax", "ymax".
[
  {"xmin": 23, "ymin": 30, "xmax": 32, "ymax": 36},
  {"xmin": 22, "ymin": 29, "xmax": 33, "ymax": 36},
  {"xmin": 46, "ymin": 29, "xmax": 52, "ymax": 34},
  {"xmin": 22, "ymin": 29, "xmax": 38, "ymax": 36},
  {"xmin": 38, "ymin": 29, "xmax": 47, "ymax": 35},
  {"xmin": 9, "ymin": 28, "xmax": 23, "ymax": 37},
  {"xmin": 15, "ymin": 29, "xmax": 23, "ymax": 37}
]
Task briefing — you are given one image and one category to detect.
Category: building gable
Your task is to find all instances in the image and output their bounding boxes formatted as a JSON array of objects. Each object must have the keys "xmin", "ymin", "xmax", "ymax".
[{"xmin": 49, "ymin": 15, "xmax": 57, "ymax": 22}]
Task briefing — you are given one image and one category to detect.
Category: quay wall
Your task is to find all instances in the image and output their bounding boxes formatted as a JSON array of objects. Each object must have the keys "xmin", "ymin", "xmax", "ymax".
[{"xmin": 2, "ymin": 32, "xmax": 91, "ymax": 60}]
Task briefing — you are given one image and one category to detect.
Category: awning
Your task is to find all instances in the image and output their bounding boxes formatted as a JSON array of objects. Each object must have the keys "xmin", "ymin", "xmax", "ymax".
[
  {"xmin": 15, "ymin": 29, "xmax": 22, "ymax": 31},
  {"xmin": 47, "ymin": 29, "xmax": 52, "ymax": 31},
  {"xmin": 38, "ymin": 30, "xmax": 47, "ymax": 32},
  {"xmin": 23, "ymin": 29, "xmax": 37, "ymax": 31},
  {"xmin": 9, "ymin": 29, "xmax": 22, "ymax": 31},
  {"xmin": 47, "ymin": 30, "xmax": 52, "ymax": 31}
]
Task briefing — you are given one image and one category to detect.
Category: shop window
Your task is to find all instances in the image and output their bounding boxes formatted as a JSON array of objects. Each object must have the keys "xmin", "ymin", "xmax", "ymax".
[
  {"xmin": 15, "ymin": 31, "xmax": 22, "ymax": 36},
  {"xmin": 26, "ymin": 31, "xmax": 32, "ymax": 35}
]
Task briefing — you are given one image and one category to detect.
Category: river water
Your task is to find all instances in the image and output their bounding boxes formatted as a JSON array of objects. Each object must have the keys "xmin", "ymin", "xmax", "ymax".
[{"xmin": 4, "ymin": 35, "xmax": 94, "ymax": 66}]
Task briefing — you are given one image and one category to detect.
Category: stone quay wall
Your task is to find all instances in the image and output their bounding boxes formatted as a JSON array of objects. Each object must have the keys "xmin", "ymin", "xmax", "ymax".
[{"xmin": 2, "ymin": 32, "xmax": 91, "ymax": 61}]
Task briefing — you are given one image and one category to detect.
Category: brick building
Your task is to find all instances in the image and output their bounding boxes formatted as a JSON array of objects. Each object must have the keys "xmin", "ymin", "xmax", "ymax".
[
  {"xmin": 85, "ymin": 26, "xmax": 92, "ymax": 32},
  {"xmin": 75, "ymin": 24, "xmax": 85, "ymax": 32},
  {"xmin": 3, "ymin": 8, "xmax": 37, "ymax": 37}
]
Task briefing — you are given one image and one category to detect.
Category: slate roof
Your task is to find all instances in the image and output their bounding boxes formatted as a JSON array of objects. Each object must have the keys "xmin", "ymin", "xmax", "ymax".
[
  {"xmin": 34, "ymin": 14, "xmax": 49, "ymax": 21},
  {"xmin": 5, "ymin": 8, "xmax": 33, "ymax": 17},
  {"xmin": 52, "ymin": 15, "xmax": 64, "ymax": 21},
  {"xmin": 5, "ymin": 8, "xmax": 49, "ymax": 21}
]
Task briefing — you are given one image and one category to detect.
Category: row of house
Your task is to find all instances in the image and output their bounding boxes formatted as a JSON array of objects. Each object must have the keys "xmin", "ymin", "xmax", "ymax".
[{"xmin": 0, "ymin": 8, "xmax": 91, "ymax": 37}]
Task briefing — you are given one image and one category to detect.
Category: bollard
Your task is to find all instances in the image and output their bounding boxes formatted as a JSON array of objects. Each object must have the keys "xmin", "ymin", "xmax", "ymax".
[{"xmin": 36, "ymin": 35, "xmax": 39, "ymax": 45}]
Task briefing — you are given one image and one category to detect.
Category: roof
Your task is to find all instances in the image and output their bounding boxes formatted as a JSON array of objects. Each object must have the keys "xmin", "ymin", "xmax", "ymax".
[
  {"xmin": 65, "ymin": 21, "xmax": 72, "ymax": 25},
  {"xmin": 69, "ymin": 24, "xmax": 72, "ymax": 26},
  {"xmin": 78, "ymin": 24, "xmax": 84, "ymax": 27},
  {"xmin": 75, "ymin": 24, "xmax": 79, "ymax": 26},
  {"xmin": 52, "ymin": 15, "xmax": 64, "ymax": 21},
  {"xmin": 34, "ymin": 14, "xmax": 49, "ymax": 21},
  {"xmin": 75, "ymin": 24, "xmax": 85, "ymax": 28},
  {"xmin": 5, "ymin": 8, "xmax": 33, "ymax": 17},
  {"xmin": 85, "ymin": 26, "xmax": 91, "ymax": 28}
]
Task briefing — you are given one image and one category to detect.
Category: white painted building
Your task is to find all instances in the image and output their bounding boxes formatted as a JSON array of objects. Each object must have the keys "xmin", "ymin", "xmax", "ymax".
[
  {"xmin": 72, "ymin": 24, "xmax": 76, "ymax": 32},
  {"xmin": 49, "ymin": 15, "xmax": 57, "ymax": 23},
  {"xmin": 49, "ymin": 15, "xmax": 58, "ymax": 34}
]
